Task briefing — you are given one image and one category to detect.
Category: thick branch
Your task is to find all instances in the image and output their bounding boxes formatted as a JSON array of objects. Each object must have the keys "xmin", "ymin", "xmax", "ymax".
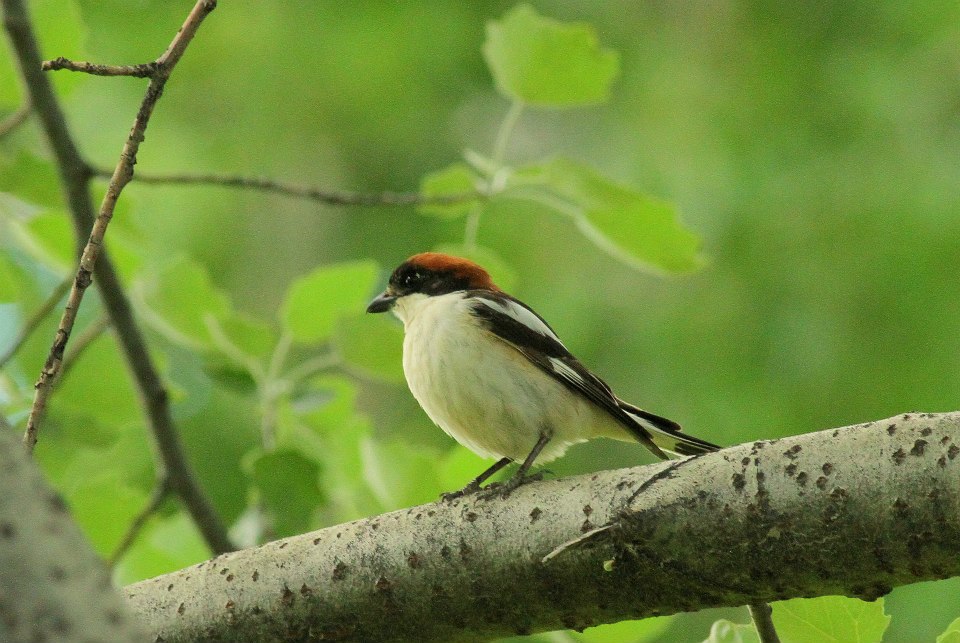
[
  {"xmin": 2, "ymin": 0, "xmax": 233, "ymax": 554},
  {"xmin": 0, "ymin": 423, "xmax": 147, "ymax": 641},
  {"xmin": 125, "ymin": 412, "xmax": 960, "ymax": 642}
]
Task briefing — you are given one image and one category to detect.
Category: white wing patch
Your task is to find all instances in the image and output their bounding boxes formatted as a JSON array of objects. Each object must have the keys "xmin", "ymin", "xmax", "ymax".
[
  {"xmin": 470, "ymin": 296, "xmax": 566, "ymax": 347},
  {"xmin": 548, "ymin": 356, "xmax": 586, "ymax": 387}
]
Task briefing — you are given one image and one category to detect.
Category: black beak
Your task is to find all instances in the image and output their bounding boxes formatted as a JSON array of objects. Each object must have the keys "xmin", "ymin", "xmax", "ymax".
[{"xmin": 366, "ymin": 291, "xmax": 397, "ymax": 314}]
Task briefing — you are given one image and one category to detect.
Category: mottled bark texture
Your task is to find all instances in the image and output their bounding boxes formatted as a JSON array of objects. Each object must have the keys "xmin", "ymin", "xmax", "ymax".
[
  {"xmin": 0, "ymin": 428, "xmax": 146, "ymax": 642},
  {"xmin": 125, "ymin": 413, "xmax": 960, "ymax": 642}
]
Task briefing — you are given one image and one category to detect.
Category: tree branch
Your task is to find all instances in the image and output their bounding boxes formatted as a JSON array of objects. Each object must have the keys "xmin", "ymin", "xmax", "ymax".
[
  {"xmin": 2, "ymin": 0, "xmax": 234, "ymax": 554},
  {"xmin": 125, "ymin": 412, "xmax": 960, "ymax": 642},
  {"xmin": 22, "ymin": 0, "xmax": 217, "ymax": 452},
  {"xmin": 108, "ymin": 476, "xmax": 172, "ymax": 567},
  {"xmin": 41, "ymin": 56, "xmax": 156, "ymax": 77},
  {"xmin": 0, "ymin": 274, "xmax": 72, "ymax": 371},
  {"xmin": 58, "ymin": 314, "xmax": 111, "ymax": 380},
  {"xmin": 0, "ymin": 98, "xmax": 31, "ymax": 137},
  {"xmin": 90, "ymin": 167, "xmax": 481, "ymax": 207},
  {"xmin": 0, "ymin": 420, "xmax": 147, "ymax": 641}
]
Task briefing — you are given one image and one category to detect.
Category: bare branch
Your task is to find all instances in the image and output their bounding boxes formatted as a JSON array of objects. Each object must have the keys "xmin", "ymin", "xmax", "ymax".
[
  {"xmin": 108, "ymin": 476, "xmax": 172, "ymax": 567},
  {"xmin": 2, "ymin": 0, "xmax": 234, "ymax": 554},
  {"xmin": 125, "ymin": 413, "xmax": 960, "ymax": 642},
  {"xmin": 41, "ymin": 56, "xmax": 157, "ymax": 77},
  {"xmin": 90, "ymin": 167, "xmax": 482, "ymax": 207},
  {"xmin": 0, "ymin": 98, "xmax": 31, "ymax": 137},
  {"xmin": 21, "ymin": 0, "xmax": 216, "ymax": 450},
  {"xmin": 0, "ymin": 274, "xmax": 72, "ymax": 370},
  {"xmin": 58, "ymin": 314, "xmax": 111, "ymax": 380}
]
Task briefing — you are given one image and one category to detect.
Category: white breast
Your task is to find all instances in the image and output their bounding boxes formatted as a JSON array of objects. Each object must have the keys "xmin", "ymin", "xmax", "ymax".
[{"xmin": 392, "ymin": 292, "xmax": 606, "ymax": 463}]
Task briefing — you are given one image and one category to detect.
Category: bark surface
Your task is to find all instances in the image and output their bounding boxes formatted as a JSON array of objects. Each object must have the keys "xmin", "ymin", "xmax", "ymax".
[{"xmin": 125, "ymin": 413, "xmax": 960, "ymax": 642}]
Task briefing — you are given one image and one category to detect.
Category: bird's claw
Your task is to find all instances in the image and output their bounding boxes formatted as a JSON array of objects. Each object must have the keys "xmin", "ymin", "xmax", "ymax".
[
  {"xmin": 477, "ymin": 471, "xmax": 545, "ymax": 500},
  {"xmin": 440, "ymin": 481, "xmax": 481, "ymax": 502}
]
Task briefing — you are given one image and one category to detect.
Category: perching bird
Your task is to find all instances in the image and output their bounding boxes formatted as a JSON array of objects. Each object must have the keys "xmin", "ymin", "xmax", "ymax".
[{"xmin": 366, "ymin": 252, "xmax": 718, "ymax": 498}]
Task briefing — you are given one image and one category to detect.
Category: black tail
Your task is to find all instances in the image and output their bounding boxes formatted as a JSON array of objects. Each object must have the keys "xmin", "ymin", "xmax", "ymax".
[{"xmin": 618, "ymin": 399, "xmax": 720, "ymax": 457}]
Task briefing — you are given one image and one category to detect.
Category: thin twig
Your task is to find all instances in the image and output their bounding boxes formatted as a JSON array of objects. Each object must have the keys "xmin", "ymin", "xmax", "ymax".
[
  {"xmin": 283, "ymin": 351, "xmax": 340, "ymax": 384},
  {"xmin": 3, "ymin": 0, "xmax": 235, "ymax": 554},
  {"xmin": 108, "ymin": 476, "xmax": 172, "ymax": 567},
  {"xmin": 749, "ymin": 602, "xmax": 782, "ymax": 643},
  {"xmin": 541, "ymin": 524, "xmax": 612, "ymax": 563},
  {"xmin": 0, "ymin": 275, "xmax": 72, "ymax": 370},
  {"xmin": 58, "ymin": 314, "xmax": 111, "ymax": 381},
  {"xmin": 23, "ymin": 0, "xmax": 217, "ymax": 451},
  {"xmin": 90, "ymin": 167, "xmax": 482, "ymax": 207},
  {"xmin": 0, "ymin": 98, "xmax": 31, "ymax": 137},
  {"xmin": 41, "ymin": 56, "xmax": 156, "ymax": 78}
]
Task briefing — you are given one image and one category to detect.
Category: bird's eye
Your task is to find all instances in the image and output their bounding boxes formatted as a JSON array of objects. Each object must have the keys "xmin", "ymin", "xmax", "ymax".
[{"xmin": 401, "ymin": 271, "xmax": 420, "ymax": 287}]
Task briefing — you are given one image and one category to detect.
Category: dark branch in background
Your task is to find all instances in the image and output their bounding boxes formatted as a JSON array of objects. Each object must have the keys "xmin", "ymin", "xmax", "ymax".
[
  {"xmin": 90, "ymin": 167, "xmax": 483, "ymax": 207},
  {"xmin": 0, "ymin": 98, "xmax": 31, "ymax": 137},
  {"xmin": 1, "ymin": 0, "xmax": 234, "ymax": 554},
  {"xmin": 125, "ymin": 414, "xmax": 960, "ymax": 642},
  {"xmin": 58, "ymin": 314, "xmax": 111, "ymax": 380},
  {"xmin": 0, "ymin": 274, "xmax": 72, "ymax": 371},
  {"xmin": 108, "ymin": 476, "xmax": 172, "ymax": 567}
]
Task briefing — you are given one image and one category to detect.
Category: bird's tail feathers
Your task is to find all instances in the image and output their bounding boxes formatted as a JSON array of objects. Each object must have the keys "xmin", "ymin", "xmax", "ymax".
[{"xmin": 618, "ymin": 399, "xmax": 720, "ymax": 457}]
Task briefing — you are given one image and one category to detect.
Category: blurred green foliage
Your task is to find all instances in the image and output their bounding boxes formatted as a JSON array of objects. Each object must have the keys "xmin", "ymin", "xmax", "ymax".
[{"xmin": 2, "ymin": 1, "xmax": 960, "ymax": 641}]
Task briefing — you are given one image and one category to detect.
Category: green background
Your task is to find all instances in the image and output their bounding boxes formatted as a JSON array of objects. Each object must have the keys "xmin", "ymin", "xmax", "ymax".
[{"xmin": 2, "ymin": 2, "xmax": 959, "ymax": 641}]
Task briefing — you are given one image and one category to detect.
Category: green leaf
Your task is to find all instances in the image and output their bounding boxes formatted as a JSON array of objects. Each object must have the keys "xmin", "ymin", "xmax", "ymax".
[
  {"xmin": 0, "ymin": 0, "xmax": 87, "ymax": 107},
  {"xmin": 418, "ymin": 163, "xmax": 482, "ymax": 219},
  {"xmin": 438, "ymin": 444, "xmax": 503, "ymax": 492},
  {"xmin": 113, "ymin": 511, "xmax": 210, "ymax": 586},
  {"xmin": 432, "ymin": 243, "xmax": 518, "ymax": 292},
  {"xmin": 214, "ymin": 313, "xmax": 276, "ymax": 360},
  {"xmin": 333, "ymin": 312, "xmax": 404, "ymax": 384},
  {"xmin": 52, "ymin": 328, "xmax": 142, "ymax": 427},
  {"xmin": 203, "ymin": 360, "xmax": 259, "ymax": 396},
  {"xmin": 249, "ymin": 448, "xmax": 325, "ymax": 538},
  {"xmin": 361, "ymin": 438, "xmax": 443, "ymax": 509},
  {"xmin": 577, "ymin": 616, "xmax": 674, "ymax": 642},
  {"xmin": 67, "ymin": 476, "xmax": 147, "ymax": 555},
  {"xmin": 773, "ymin": 596, "xmax": 891, "ymax": 643},
  {"xmin": 0, "ymin": 254, "xmax": 24, "ymax": 301},
  {"xmin": 483, "ymin": 4, "xmax": 619, "ymax": 107},
  {"xmin": 0, "ymin": 153, "xmax": 63, "ymax": 209},
  {"xmin": 137, "ymin": 257, "xmax": 233, "ymax": 349},
  {"xmin": 937, "ymin": 617, "xmax": 960, "ymax": 643},
  {"xmin": 280, "ymin": 260, "xmax": 379, "ymax": 344},
  {"xmin": 703, "ymin": 620, "xmax": 761, "ymax": 643},
  {"xmin": 22, "ymin": 210, "xmax": 75, "ymax": 271},
  {"xmin": 512, "ymin": 158, "xmax": 702, "ymax": 272},
  {"xmin": 295, "ymin": 375, "xmax": 361, "ymax": 432}
]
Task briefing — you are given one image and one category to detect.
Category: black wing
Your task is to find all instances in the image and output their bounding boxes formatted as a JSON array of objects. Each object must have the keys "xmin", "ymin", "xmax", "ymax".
[{"xmin": 466, "ymin": 291, "xmax": 668, "ymax": 459}]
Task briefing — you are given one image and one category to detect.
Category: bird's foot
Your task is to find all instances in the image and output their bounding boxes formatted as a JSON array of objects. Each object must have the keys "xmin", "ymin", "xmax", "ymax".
[
  {"xmin": 477, "ymin": 471, "xmax": 545, "ymax": 500},
  {"xmin": 440, "ymin": 480, "xmax": 482, "ymax": 503}
]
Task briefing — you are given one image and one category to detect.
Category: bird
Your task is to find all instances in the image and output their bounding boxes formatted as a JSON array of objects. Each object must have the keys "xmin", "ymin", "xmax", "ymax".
[{"xmin": 366, "ymin": 252, "xmax": 718, "ymax": 498}]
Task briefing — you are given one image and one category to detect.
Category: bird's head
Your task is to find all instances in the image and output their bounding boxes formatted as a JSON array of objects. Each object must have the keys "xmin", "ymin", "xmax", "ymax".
[{"xmin": 366, "ymin": 252, "xmax": 499, "ymax": 316}]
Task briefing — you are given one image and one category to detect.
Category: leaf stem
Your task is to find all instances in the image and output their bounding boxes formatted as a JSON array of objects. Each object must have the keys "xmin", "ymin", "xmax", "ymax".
[
  {"xmin": 492, "ymin": 100, "xmax": 524, "ymax": 167},
  {"xmin": 259, "ymin": 332, "xmax": 293, "ymax": 450}
]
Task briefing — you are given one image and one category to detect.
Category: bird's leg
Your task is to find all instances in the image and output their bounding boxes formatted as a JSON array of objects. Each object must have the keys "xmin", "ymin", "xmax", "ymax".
[
  {"xmin": 482, "ymin": 432, "xmax": 551, "ymax": 500},
  {"xmin": 440, "ymin": 457, "xmax": 512, "ymax": 502}
]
